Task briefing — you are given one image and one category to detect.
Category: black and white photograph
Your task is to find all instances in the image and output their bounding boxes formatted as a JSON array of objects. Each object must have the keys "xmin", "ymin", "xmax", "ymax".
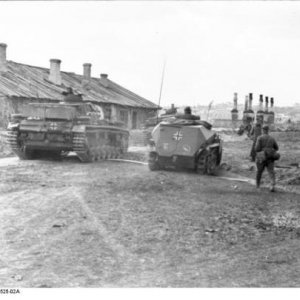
[{"xmin": 0, "ymin": 0, "xmax": 300, "ymax": 295}]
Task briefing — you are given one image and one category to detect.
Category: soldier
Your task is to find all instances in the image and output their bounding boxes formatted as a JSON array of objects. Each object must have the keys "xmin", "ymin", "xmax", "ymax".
[
  {"xmin": 249, "ymin": 123, "xmax": 262, "ymax": 162},
  {"xmin": 184, "ymin": 106, "xmax": 192, "ymax": 115},
  {"xmin": 255, "ymin": 125, "xmax": 279, "ymax": 192},
  {"xmin": 175, "ymin": 106, "xmax": 200, "ymax": 120}
]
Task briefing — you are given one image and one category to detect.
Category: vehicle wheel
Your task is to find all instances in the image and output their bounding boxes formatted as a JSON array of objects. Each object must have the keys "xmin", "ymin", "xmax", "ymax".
[
  {"xmin": 216, "ymin": 147, "xmax": 222, "ymax": 166},
  {"xmin": 148, "ymin": 152, "xmax": 160, "ymax": 171},
  {"xmin": 196, "ymin": 153, "xmax": 207, "ymax": 175},
  {"xmin": 206, "ymin": 150, "xmax": 218, "ymax": 175}
]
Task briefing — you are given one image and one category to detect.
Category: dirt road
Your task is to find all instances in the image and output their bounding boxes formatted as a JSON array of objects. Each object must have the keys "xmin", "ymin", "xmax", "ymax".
[{"xmin": 1, "ymin": 154, "xmax": 300, "ymax": 287}]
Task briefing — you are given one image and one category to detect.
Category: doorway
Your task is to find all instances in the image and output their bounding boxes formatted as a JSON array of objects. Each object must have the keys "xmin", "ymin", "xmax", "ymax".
[{"xmin": 132, "ymin": 111, "xmax": 137, "ymax": 129}]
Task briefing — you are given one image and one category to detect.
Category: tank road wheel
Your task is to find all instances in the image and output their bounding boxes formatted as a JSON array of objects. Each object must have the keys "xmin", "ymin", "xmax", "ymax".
[
  {"xmin": 72, "ymin": 133, "xmax": 93, "ymax": 163},
  {"xmin": 114, "ymin": 147, "xmax": 121, "ymax": 159},
  {"xmin": 98, "ymin": 146, "xmax": 105, "ymax": 160},
  {"xmin": 216, "ymin": 146, "xmax": 222, "ymax": 166},
  {"xmin": 89, "ymin": 147, "xmax": 97, "ymax": 162},
  {"xmin": 106, "ymin": 146, "xmax": 112, "ymax": 159},
  {"xmin": 102, "ymin": 146, "xmax": 108, "ymax": 159},
  {"xmin": 95, "ymin": 146, "xmax": 102, "ymax": 161},
  {"xmin": 148, "ymin": 152, "xmax": 160, "ymax": 171},
  {"xmin": 6, "ymin": 130, "xmax": 35, "ymax": 160}
]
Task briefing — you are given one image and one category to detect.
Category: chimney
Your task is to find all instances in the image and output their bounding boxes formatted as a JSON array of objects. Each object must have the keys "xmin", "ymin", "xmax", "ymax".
[
  {"xmin": 270, "ymin": 97, "xmax": 274, "ymax": 110},
  {"xmin": 0, "ymin": 43, "xmax": 7, "ymax": 72},
  {"xmin": 258, "ymin": 94, "xmax": 264, "ymax": 112},
  {"xmin": 49, "ymin": 59, "xmax": 62, "ymax": 85},
  {"xmin": 100, "ymin": 73, "xmax": 109, "ymax": 87},
  {"xmin": 83, "ymin": 63, "xmax": 92, "ymax": 80},
  {"xmin": 265, "ymin": 96, "xmax": 269, "ymax": 112},
  {"xmin": 256, "ymin": 94, "xmax": 264, "ymax": 124},
  {"xmin": 233, "ymin": 92, "xmax": 238, "ymax": 110},
  {"xmin": 248, "ymin": 93, "xmax": 253, "ymax": 112},
  {"xmin": 244, "ymin": 95, "xmax": 249, "ymax": 112},
  {"xmin": 269, "ymin": 97, "xmax": 275, "ymax": 124},
  {"xmin": 231, "ymin": 92, "xmax": 238, "ymax": 123}
]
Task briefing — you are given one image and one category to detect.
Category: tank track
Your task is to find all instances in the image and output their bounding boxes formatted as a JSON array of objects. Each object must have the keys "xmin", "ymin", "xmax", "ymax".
[
  {"xmin": 196, "ymin": 148, "xmax": 220, "ymax": 175},
  {"xmin": 6, "ymin": 130, "xmax": 19, "ymax": 151},
  {"xmin": 205, "ymin": 149, "xmax": 218, "ymax": 175},
  {"xmin": 72, "ymin": 132, "xmax": 127, "ymax": 163},
  {"xmin": 6, "ymin": 130, "xmax": 34, "ymax": 159},
  {"xmin": 196, "ymin": 149, "xmax": 208, "ymax": 174}
]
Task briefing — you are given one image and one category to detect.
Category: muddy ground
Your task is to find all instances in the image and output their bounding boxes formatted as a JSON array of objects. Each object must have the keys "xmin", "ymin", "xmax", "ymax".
[{"xmin": 0, "ymin": 131, "xmax": 300, "ymax": 287}]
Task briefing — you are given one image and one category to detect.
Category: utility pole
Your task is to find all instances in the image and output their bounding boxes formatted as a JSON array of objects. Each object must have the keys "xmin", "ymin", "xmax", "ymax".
[{"xmin": 207, "ymin": 100, "xmax": 213, "ymax": 121}]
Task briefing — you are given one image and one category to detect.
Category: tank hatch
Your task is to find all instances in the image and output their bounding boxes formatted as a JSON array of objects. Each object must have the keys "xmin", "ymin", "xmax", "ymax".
[{"xmin": 61, "ymin": 87, "xmax": 83, "ymax": 103}]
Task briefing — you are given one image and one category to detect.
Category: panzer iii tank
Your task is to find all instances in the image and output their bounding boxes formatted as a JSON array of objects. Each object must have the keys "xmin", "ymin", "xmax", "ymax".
[
  {"xmin": 148, "ymin": 116, "xmax": 222, "ymax": 175},
  {"xmin": 6, "ymin": 89, "xmax": 129, "ymax": 162}
]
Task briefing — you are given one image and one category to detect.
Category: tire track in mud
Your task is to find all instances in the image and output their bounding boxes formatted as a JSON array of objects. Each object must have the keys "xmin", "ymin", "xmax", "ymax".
[
  {"xmin": 0, "ymin": 185, "xmax": 129, "ymax": 286},
  {"xmin": 0, "ymin": 190, "xmax": 65, "ymax": 286},
  {"xmin": 68, "ymin": 186, "xmax": 156, "ymax": 287},
  {"xmin": 69, "ymin": 186, "xmax": 137, "ymax": 262},
  {"xmin": 0, "ymin": 160, "xmax": 150, "ymax": 286}
]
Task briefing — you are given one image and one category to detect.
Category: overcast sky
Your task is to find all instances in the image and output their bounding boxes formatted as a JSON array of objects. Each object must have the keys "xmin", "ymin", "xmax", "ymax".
[{"xmin": 1, "ymin": 1, "xmax": 300, "ymax": 107}]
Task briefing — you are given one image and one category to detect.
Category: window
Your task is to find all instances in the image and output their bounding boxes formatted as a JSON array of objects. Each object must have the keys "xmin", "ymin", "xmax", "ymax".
[
  {"xmin": 120, "ymin": 110, "xmax": 128, "ymax": 126},
  {"xmin": 104, "ymin": 107, "xmax": 112, "ymax": 120}
]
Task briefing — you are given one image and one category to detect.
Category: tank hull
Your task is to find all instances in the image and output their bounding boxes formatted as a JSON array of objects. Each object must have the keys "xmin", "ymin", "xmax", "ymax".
[{"xmin": 6, "ymin": 102, "xmax": 129, "ymax": 162}]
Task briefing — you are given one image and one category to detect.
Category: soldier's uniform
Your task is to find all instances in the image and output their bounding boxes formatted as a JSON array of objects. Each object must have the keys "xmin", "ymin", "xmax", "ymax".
[
  {"xmin": 250, "ymin": 123, "xmax": 262, "ymax": 161},
  {"xmin": 255, "ymin": 127, "xmax": 279, "ymax": 191},
  {"xmin": 175, "ymin": 106, "xmax": 200, "ymax": 120}
]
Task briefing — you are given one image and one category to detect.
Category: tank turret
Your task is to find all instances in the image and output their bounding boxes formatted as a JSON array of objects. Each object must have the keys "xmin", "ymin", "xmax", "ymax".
[{"xmin": 61, "ymin": 87, "xmax": 83, "ymax": 103}]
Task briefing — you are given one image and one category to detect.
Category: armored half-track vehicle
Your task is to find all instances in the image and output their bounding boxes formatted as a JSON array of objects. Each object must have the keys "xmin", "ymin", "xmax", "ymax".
[
  {"xmin": 148, "ymin": 118, "xmax": 222, "ymax": 175},
  {"xmin": 6, "ymin": 91, "xmax": 129, "ymax": 162}
]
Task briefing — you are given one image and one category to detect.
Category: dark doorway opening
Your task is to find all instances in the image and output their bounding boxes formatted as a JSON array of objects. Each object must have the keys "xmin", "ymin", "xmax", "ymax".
[{"xmin": 132, "ymin": 111, "xmax": 137, "ymax": 129}]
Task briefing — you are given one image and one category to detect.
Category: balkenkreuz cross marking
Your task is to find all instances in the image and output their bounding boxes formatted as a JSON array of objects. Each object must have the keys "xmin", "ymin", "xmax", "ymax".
[{"xmin": 173, "ymin": 130, "xmax": 183, "ymax": 141}]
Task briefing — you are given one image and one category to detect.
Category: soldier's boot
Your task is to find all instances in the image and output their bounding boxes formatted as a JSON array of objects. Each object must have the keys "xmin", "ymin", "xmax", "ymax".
[{"xmin": 269, "ymin": 179, "xmax": 276, "ymax": 192}]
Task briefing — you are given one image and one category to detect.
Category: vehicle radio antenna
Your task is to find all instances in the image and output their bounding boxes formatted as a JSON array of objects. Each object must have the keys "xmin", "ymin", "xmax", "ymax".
[{"xmin": 156, "ymin": 58, "xmax": 167, "ymax": 122}]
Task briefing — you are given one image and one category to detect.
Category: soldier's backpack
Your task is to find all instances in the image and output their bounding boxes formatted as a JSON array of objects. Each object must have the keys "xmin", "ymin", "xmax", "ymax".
[{"xmin": 264, "ymin": 137, "xmax": 280, "ymax": 161}]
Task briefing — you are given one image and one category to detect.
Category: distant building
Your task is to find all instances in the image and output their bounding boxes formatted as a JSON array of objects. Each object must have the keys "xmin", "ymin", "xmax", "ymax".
[
  {"xmin": 230, "ymin": 92, "xmax": 275, "ymax": 128},
  {"xmin": 0, "ymin": 43, "xmax": 158, "ymax": 129},
  {"xmin": 275, "ymin": 113, "xmax": 290, "ymax": 123}
]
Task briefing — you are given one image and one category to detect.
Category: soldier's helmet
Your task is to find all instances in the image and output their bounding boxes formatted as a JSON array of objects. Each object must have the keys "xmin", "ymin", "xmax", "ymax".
[
  {"xmin": 66, "ymin": 87, "xmax": 73, "ymax": 94},
  {"xmin": 262, "ymin": 125, "xmax": 269, "ymax": 131},
  {"xmin": 184, "ymin": 106, "xmax": 192, "ymax": 115},
  {"xmin": 62, "ymin": 87, "xmax": 74, "ymax": 96}
]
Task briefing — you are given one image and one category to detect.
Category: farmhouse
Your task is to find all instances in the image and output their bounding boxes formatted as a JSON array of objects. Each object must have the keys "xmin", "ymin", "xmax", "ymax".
[{"xmin": 0, "ymin": 43, "xmax": 158, "ymax": 129}]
